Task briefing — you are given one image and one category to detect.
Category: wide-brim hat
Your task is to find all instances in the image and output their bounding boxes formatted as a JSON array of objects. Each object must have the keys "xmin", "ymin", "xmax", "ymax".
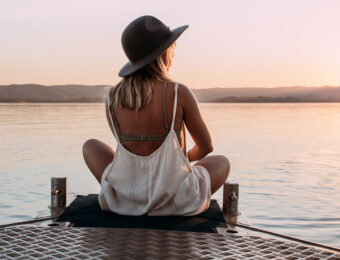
[{"xmin": 119, "ymin": 15, "xmax": 188, "ymax": 77}]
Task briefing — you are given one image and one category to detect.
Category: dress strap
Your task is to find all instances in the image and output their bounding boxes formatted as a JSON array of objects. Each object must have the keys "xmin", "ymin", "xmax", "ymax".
[
  {"xmin": 106, "ymin": 93, "xmax": 121, "ymax": 144},
  {"xmin": 110, "ymin": 105, "xmax": 122, "ymax": 135},
  {"xmin": 170, "ymin": 83, "xmax": 179, "ymax": 129},
  {"xmin": 163, "ymin": 82, "xmax": 169, "ymax": 132}
]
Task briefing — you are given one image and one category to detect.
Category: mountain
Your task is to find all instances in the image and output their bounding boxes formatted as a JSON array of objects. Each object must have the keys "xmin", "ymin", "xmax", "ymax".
[
  {"xmin": 0, "ymin": 84, "xmax": 109, "ymax": 102},
  {"xmin": 192, "ymin": 86, "xmax": 340, "ymax": 102},
  {"xmin": 1, "ymin": 84, "xmax": 340, "ymax": 103}
]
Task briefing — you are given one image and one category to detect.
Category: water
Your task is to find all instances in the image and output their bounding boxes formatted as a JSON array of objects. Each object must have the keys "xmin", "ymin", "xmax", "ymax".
[{"xmin": 0, "ymin": 103, "xmax": 339, "ymax": 247}]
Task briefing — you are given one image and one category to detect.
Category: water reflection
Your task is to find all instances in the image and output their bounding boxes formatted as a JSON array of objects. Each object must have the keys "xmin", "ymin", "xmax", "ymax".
[{"xmin": 0, "ymin": 103, "xmax": 339, "ymax": 246}]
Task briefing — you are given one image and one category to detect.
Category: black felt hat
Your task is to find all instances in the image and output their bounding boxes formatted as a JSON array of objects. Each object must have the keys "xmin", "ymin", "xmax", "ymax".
[{"xmin": 119, "ymin": 15, "xmax": 188, "ymax": 77}]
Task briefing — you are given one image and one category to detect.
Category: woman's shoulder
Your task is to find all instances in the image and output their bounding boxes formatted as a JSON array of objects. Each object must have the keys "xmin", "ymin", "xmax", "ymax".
[
  {"xmin": 104, "ymin": 85, "xmax": 116, "ymax": 102},
  {"xmin": 174, "ymin": 82, "xmax": 196, "ymax": 100},
  {"xmin": 170, "ymin": 81, "xmax": 191, "ymax": 96},
  {"xmin": 171, "ymin": 81, "xmax": 198, "ymax": 108}
]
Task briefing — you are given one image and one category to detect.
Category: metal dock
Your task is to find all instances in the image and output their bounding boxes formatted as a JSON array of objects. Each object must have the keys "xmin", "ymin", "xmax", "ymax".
[
  {"xmin": 1, "ymin": 225, "xmax": 339, "ymax": 259},
  {"xmin": 1, "ymin": 179, "xmax": 339, "ymax": 259}
]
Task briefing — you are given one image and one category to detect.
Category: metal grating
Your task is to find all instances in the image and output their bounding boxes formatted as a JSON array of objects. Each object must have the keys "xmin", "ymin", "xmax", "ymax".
[{"xmin": 0, "ymin": 226, "xmax": 339, "ymax": 259}]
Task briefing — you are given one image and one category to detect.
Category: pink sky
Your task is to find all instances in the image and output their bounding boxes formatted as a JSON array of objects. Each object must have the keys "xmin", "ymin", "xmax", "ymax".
[{"xmin": 1, "ymin": 0, "xmax": 340, "ymax": 89}]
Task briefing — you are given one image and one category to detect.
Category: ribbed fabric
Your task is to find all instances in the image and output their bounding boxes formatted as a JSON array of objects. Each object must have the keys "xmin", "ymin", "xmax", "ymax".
[{"xmin": 98, "ymin": 83, "xmax": 211, "ymax": 216}]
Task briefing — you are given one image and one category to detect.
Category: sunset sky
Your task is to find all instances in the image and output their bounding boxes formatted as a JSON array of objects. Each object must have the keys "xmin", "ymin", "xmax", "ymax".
[{"xmin": 1, "ymin": 0, "xmax": 340, "ymax": 89}]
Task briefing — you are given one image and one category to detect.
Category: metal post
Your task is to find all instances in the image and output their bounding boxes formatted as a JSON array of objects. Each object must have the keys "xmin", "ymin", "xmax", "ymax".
[
  {"xmin": 223, "ymin": 182, "xmax": 239, "ymax": 215},
  {"xmin": 51, "ymin": 177, "xmax": 67, "ymax": 208}
]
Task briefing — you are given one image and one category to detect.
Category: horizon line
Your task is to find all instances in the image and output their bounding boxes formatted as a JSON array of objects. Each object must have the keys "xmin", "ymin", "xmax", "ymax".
[{"xmin": 1, "ymin": 83, "xmax": 340, "ymax": 90}]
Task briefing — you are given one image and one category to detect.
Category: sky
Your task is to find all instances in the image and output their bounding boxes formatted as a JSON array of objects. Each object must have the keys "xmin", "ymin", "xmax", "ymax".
[{"xmin": 1, "ymin": 0, "xmax": 340, "ymax": 89}]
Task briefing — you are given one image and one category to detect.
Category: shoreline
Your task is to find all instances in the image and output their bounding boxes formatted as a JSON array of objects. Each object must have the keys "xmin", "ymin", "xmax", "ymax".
[{"xmin": 1, "ymin": 100, "xmax": 340, "ymax": 103}]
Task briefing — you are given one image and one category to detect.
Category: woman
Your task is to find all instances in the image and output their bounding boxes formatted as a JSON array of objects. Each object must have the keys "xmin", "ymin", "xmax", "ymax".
[{"xmin": 83, "ymin": 15, "xmax": 230, "ymax": 216}]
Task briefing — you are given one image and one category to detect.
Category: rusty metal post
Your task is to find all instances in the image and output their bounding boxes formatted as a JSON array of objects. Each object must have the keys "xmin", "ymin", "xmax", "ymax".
[
  {"xmin": 51, "ymin": 177, "xmax": 67, "ymax": 208},
  {"xmin": 223, "ymin": 182, "xmax": 239, "ymax": 216}
]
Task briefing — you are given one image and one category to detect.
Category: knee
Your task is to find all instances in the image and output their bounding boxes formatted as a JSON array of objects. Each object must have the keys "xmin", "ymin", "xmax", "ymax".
[
  {"xmin": 224, "ymin": 156, "xmax": 231, "ymax": 173},
  {"xmin": 82, "ymin": 138, "xmax": 100, "ymax": 155},
  {"xmin": 217, "ymin": 155, "xmax": 230, "ymax": 180}
]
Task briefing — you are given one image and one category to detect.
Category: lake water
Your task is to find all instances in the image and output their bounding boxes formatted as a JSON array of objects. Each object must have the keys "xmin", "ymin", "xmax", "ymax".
[{"xmin": 0, "ymin": 103, "xmax": 339, "ymax": 247}]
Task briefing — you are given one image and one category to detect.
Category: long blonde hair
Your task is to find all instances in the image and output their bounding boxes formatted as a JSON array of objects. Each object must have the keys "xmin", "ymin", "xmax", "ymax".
[{"xmin": 108, "ymin": 42, "xmax": 176, "ymax": 111}]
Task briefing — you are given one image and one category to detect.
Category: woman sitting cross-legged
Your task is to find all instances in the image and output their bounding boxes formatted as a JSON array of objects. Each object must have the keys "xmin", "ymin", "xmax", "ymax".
[{"xmin": 82, "ymin": 15, "xmax": 230, "ymax": 216}]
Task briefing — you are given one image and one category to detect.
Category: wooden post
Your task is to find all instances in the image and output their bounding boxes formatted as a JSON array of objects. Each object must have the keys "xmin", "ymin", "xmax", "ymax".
[
  {"xmin": 51, "ymin": 177, "xmax": 67, "ymax": 208},
  {"xmin": 223, "ymin": 182, "xmax": 239, "ymax": 216}
]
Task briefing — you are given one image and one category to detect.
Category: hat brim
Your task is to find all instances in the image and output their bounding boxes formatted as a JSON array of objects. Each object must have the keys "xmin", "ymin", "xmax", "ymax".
[{"xmin": 118, "ymin": 25, "xmax": 189, "ymax": 77}]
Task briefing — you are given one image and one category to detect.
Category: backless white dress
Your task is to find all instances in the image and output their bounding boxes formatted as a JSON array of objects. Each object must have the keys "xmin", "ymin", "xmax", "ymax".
[{"xmin": 98, "ymin": 83, "xmax": 211, "ymax": 216}]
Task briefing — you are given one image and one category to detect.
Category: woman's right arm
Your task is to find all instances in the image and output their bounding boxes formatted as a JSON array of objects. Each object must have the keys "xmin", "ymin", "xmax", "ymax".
[
  {"xmin": 105, "ymin": 92, "xmax": 116, "ymax": 137},
  {"xmin": 180, "ymin": 84, "xmax": 213, "ymax": 162}
]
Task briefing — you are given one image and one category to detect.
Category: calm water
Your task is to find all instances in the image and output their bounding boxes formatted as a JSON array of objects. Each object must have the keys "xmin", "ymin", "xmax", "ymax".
[{"xmin": 0, "ymin": 103, "xmax": 339, "ymax": 247}]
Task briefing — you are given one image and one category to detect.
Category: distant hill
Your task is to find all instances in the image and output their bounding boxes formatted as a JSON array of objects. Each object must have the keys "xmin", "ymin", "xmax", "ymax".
[
  {"xmin": 1, "ymin": 84, "xmax": 340, "ymax": 103},
  {"xmin": 0, "ymin": 84, "xmax": 109, "ymax": 102},
  {"xmin": 193, "ymin": 86, "xmax": 340, "ymax": 102}
]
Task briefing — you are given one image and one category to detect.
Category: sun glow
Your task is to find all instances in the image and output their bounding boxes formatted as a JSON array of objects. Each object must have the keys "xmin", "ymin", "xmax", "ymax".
[{"xmin": 1, "ymin": 0, "xmax": 339, "ymax": 88}]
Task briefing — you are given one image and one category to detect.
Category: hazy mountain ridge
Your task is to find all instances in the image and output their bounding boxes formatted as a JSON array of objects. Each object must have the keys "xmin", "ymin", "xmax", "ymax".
[
  {"xmin": 192, "ymin": 86, "xmax": 340, "ymax": 102},
  {"xmin": 1, "ymin": 84, "xmax": 340, "ymax": 102},
  {"xmin": 0, "ymin": 84, "xmax": 109, "ymax": 102}
]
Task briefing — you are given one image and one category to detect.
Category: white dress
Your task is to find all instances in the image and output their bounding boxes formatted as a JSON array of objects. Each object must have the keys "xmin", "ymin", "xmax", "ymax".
[{"xmin": 98, "ymin": 83, "xmax": 211, "ymax": 216}]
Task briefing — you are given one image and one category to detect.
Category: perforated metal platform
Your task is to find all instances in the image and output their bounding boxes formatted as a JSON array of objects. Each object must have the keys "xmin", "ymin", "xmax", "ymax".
[{"xmin": 0, "ymin": 226, "xmax": 339, "ymax": 259}]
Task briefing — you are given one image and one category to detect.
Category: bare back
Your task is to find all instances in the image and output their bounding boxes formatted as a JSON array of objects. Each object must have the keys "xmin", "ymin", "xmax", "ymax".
[
  {"xmin": 105, "ymin": 80, "xmax": 212, "ymax": 159},
  {"xmin": 106, "ymin": 81, "xmax": 184, "ymax": 156}
]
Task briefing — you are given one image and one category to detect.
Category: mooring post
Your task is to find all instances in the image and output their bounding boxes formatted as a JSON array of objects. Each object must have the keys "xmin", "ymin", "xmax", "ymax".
[
  {"xmin": 222, "ymin": 182, "xmax": 240, "ymax": 233},
  {"xmin": 51, "ymin": 177, "xmax": 67, "ymax": 208},
  {"xmin": 223, "ymin": 182, "xmax": 239, "ymax": 216}
]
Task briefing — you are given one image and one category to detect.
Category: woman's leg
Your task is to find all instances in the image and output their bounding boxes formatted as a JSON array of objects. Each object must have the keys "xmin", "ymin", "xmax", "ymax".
[
  {"xmin": 194, "ymin": 155, "xmax": 230, "ymax": 194},
  {"xmin": 82, "ymin": 139, "xmax": 114, "ymax": 183}
]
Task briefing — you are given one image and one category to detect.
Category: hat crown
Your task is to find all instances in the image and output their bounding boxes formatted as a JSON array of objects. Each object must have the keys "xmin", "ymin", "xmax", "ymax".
[{"xmin": 121, "ymin": 16, "xmax": 171, "ymax": 63}]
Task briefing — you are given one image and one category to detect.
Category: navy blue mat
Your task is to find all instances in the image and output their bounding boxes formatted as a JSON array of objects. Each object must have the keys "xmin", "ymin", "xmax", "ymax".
[{"xmin": 57, "ymin": 194, "xmax": 225, "ymax": 233}]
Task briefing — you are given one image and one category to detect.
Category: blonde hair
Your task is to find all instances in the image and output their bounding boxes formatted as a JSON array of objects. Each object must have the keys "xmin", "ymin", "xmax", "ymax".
[{"xmin": 108, "ymin": 42, "xmax": 176, "ymax": 111}]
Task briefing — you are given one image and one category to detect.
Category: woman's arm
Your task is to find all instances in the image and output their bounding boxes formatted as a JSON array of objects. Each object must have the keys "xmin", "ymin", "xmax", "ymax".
[
  {"xmin": 179, "ymin": 84, "xmax": 213, "ymax": 162},
  {"xmin": 105, "ymin": 93, "xmax": 116, "ymax": 137}
]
